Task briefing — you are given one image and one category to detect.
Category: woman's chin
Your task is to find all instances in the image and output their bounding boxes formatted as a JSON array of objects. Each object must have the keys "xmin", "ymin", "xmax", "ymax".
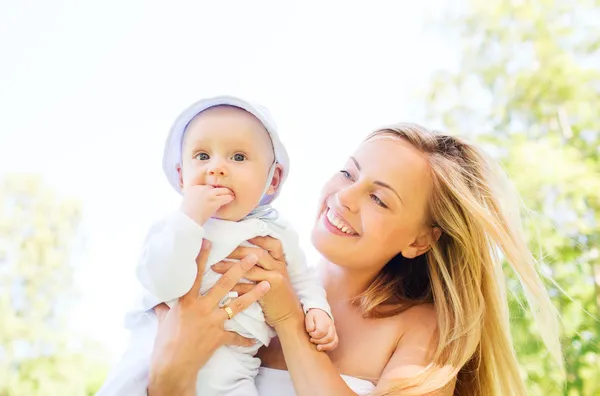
[{"xmin": 311, "ymin": 224, "xmax": 355, "ymax": 266}]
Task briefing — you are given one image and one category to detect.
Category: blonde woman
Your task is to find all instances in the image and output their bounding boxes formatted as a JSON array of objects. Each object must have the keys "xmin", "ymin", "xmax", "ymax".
[{"xmin": 149, "ymin": 123, "xmax": 561, "ymax": 395}]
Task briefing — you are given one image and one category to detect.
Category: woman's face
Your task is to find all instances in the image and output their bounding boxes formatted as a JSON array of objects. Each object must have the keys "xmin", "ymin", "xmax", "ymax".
[{"xmin": 311, "ymin": 135, "xmax": 435, "ymax": 272}]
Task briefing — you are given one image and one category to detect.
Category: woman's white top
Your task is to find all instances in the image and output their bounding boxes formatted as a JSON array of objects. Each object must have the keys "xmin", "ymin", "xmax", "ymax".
[{"xmin": 255, "ymin": 367, "xmax": 375, "ymax": 395}]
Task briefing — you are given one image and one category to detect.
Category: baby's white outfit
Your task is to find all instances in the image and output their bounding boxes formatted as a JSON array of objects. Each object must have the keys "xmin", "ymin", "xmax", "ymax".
[
  {"xmin": 97, "ymin": 210, "xmax": 331, "ymax": 396},
  {"xmin": 143, "ymin": 210, "xmax": 330, "ymax": 395},
  {"xmin": 97, "ymin": 95, "xmax": 329, "ymax": 396}
]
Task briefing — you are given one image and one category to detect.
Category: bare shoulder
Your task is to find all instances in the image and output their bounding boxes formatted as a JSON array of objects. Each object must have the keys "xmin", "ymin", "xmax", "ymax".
[
  {"xmin": 376, "ymin": 304, "xmax": 456, "ymax": 395},
  {"xmin": 393, "ymin": 303, "xmax": 438, "ymax": 340},
  {"xmin": 385, "ymin": 303, "xmax": 439, "ymax": 370},
  {"xmin": 401, "ymin": 303, "xmax": 437, "ymax": 328}
]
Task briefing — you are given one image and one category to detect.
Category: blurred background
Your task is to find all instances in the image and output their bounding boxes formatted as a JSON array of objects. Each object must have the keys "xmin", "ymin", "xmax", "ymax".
[{"xmin": 0, "ymin": 0, "xmax": 598, "ymax": 395}]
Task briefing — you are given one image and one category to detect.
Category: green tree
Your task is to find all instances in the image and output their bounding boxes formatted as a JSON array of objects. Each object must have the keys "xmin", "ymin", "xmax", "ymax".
[
  {"xmin": 424, "ymin": 1, "xmax": 600, "ymax": 395},
  {"xmin": 0, "ymin": 175, "xmax": 107, "ymax": 396}
]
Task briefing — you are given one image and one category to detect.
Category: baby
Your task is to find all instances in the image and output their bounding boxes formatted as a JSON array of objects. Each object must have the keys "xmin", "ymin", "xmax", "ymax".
[{"xmin": 100, "ymin": 96, "xmax": 336, "ymax": 396}]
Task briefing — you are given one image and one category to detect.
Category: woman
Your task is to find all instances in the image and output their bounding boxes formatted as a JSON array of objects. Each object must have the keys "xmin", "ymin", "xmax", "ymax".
[{"xmin": 149, "ymin": 123, "xmax": 561, "ymax": 395}]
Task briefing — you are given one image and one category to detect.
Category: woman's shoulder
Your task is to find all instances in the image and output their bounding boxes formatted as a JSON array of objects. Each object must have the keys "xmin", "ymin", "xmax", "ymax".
[
  {"xmin": 393, "ymin": 303, "xmax": 438, "ymax": 339},
  {"xmin": 374, "ymin": 303, "xmax": 441, "ymax": 387}
]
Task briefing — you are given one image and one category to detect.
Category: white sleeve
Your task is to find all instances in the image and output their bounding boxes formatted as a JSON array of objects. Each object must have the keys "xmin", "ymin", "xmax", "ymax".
[
  {"xmin": 280, "ymin": 227, "xmax": 333, "ymax": 320},
  {"xmin": 95, "ymin": 317, "xmax": 156, "ymax": 396},
  {"xmin": 136, "ymin": 210, "xmax": 206, "ymax": 303}
]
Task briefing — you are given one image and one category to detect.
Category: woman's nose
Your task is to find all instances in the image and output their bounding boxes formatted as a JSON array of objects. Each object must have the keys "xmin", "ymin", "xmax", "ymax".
[{"xmin": 335, "ymin": 185, "xmax": 359, "ymax": 213}]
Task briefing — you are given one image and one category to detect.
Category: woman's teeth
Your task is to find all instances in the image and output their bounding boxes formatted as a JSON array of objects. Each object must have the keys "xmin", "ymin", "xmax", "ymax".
[{"xmin": 326, "ymin": 210, "xmax": 357, "ymax": 235}]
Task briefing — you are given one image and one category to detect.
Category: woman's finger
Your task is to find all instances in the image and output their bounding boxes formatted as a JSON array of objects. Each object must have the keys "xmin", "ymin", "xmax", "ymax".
[
  {"xmin": 247, "ymin": 236, "xmax": 285, "ymax": 260},
  {"xmin": 231, "ymin": 283, "xmax": 255, "ymax": 296},
  {"xmin": 227, "ymin": 245, "xmax": 280, "ymax": 271},
  {"xmin": 211, "ymin": 261, "xmax": 236, "ymax": 274},
  {"xmin": 153, "ymin": 303, "xmax": 170, "ymax": 324},
  {"xmin": 219, "ymin": 281, "xmax": 271, "ymax": 321},
  {"xmin": 222, "ymin": 331, "xmax": 257, "ymax": 348},
  {"xmin": 183, "ymin": 240, "xmax": 211, "ymax": 302},
  {"xmin": 203, "ymin": 254, "xmax": 258, "ymax": 307},
  {"xmin": 227, "ymin": 246, "xmax": 262, "ymax": 261},
  {"xmin": 213, "ymin": 262, "xmax": 272, "ymax": 283}
]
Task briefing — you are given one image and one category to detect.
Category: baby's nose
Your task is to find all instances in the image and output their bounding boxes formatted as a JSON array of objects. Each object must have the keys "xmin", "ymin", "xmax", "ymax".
[{"xmin": 207, "ymin": 165, "xmax": 226, "ymax": 176}]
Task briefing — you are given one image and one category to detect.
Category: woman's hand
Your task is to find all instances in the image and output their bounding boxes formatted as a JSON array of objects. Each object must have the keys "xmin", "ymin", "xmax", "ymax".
[
  {"xmin": 148, "ymin": 240, "xmax": 271, "ymax": 396},
  {"xmin": 211, "ymin": 236, "xmax": 304, "ymax": 329}
]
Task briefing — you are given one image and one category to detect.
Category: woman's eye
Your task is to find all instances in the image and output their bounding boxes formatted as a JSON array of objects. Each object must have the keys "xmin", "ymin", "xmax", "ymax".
[
  {"xmin": 195, "ymin": 153, "xmax": 210, "ymax": 160},
  {"xmin": 371, "ymin": 194, "xmax": 388, "ymax": 209},
  {"xmin": 340, "ymin": 170, "xmax": 352, "ymax": 179},
  {"xmin": 232, "ymin": 153, "xmax": 246, "ymax": 162}
]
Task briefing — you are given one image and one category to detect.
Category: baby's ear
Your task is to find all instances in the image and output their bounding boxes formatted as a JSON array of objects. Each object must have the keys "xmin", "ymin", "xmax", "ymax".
[
  {"xmin": 177, "ymin": 163, "xmax": 184, "ymax": 189},
  {"xmin": 266, "ymin": 164, "xmax": 283, "ymax": 195}
]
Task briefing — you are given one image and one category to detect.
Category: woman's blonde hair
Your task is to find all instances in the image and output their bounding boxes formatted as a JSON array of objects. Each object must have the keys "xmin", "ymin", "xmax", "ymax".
[{"xmin": 355, "ymin": 123, "xmax": 562, "ymax": 395}]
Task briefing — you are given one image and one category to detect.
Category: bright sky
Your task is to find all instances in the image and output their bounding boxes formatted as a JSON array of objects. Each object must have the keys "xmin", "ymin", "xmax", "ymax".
[{"xmin": 0, "ymin": 0, "xmax": 458, "ymax": 362}]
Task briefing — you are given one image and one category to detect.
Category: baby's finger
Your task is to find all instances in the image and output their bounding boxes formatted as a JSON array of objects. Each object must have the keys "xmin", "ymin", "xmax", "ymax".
[
  {"xmin": 215, "ymin": 195, "xmax": 234, "ymax": 206},
  {"xmin": 305, "ymin": 313, "xmax": 316, "ymax": 333},
  {"xmin": 316, "ymin": 335, "xmax": 339, "ymax": 352},
  {"xmin": 211, "ymin": 187, "xmax": 235, "ymax": 196},
  {"xmin": 309, "ymin": 321, "xmax": 329, "ymax": 339},
  {"xmin": 311, "ymin": 324, "xmax": 336, "ymax": 344}
]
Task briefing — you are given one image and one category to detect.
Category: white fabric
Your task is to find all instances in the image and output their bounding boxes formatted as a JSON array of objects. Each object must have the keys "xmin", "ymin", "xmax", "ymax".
[
  {"xmin": 132, "ymin": 210, "xmax": 331, "ymax": 345},
  {"xmin": 196, "ymin": 342, "xmax": 262, "ymax": 396},
  {"xmin": 96, "ymin": 312, "xmax": 263, "ymax": 396},
  {"xmin": 256, "ymin": 367, "xmax": 376, "ymax": 396},
  {"xmin": 97, "ymin": 210, "xmax": 331, "ymax": 395},
  {"xmin": 162, "ymin": 95, "xmax": 290, "ymax": 205}
]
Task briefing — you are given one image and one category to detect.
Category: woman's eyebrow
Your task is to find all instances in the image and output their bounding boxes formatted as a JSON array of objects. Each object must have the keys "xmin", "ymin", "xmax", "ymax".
[{"xmin": 350, "ymin": 156, "xmax": 404, "ymax": 204}]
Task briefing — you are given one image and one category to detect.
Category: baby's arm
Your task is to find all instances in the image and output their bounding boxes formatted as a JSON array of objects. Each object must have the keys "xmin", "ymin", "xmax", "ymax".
[
  {"xmin": 278, "ymin": 227, "xmax": 337, "ymax": 350},
  {"xmin": 136, "ymin": 211, "xmax": 205, "ymax": 303},
  {"xmin": 137, "ymin": 185, "xmax": 233, "ymax": 302},
  {"xmin": 279, "ymin": 228, "xmax": 332, "ymax": 316}
]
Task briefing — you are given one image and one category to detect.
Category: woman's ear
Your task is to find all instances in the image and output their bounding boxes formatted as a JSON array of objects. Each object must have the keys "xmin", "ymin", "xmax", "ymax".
[
  {"xmin": 266, "ymin": 164, "xmax": 283, "ymax": 195},
  {"xmin": 402, "ymin": 226, "xmax": 442, "ymax": 259}
]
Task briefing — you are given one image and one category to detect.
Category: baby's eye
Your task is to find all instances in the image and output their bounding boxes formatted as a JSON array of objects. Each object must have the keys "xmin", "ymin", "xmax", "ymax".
[
  {"xmin": 232, "ymin": 153, "xmax": 246, "ymax": 162},
  {"xmin": 194, "ymin": 153, "xmax": 210, "ymax": 161}
]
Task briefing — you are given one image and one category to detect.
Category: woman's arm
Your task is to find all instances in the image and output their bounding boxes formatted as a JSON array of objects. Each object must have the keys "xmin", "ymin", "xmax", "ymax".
[
  {"xmin": 148, "ymin": 240, "xmax": 271, "ymax": 396},
  {"xmin": 216, "ymin": 237, "xmax": 458, "ymax": 396},
  {"xmin": 213, "ymin": 237, "xmax": 358, "ymax": 396},
  {"xmin": 274, "ymin": 314, "xmax": 358, "ymax": 396}
]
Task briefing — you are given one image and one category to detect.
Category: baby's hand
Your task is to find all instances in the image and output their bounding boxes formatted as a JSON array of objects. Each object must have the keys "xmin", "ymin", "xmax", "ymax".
[
  {"xmin": 305, "ymin": 308, "xmax": 338, "ymax": 352},
  {"xmin": 180, "ymin": 185, "xmax": 234, "ymax": 225}
]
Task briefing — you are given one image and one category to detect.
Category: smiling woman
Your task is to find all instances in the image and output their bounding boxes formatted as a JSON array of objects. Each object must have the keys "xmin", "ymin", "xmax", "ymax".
[
  {"xmin": 253, "ymin": 123, "xmax": 562, "ymax": 396},
  {"xmin": 137, "ymin": 122, "xmax": 561, "ymax": 396},
  {"xmin": 313, "ymin": 135, "xmax": 438, "ymax": 273}
]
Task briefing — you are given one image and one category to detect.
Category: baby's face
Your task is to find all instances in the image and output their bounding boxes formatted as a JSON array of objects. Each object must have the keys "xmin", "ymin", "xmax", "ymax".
[{"xmin": 178, "ymin": 106, "xmax": 277, "ymax": 221}]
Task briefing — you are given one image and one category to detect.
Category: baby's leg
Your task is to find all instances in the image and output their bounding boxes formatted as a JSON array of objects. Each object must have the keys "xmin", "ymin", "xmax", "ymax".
[{"xmin": 195, "ymin": 343, "xmax": 262, "ymax": 396}]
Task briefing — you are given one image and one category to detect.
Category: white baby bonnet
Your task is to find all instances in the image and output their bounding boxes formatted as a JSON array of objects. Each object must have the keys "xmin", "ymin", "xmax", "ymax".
[{"xmin": 162, "ymin": 95, "xmax": 289, "ymax": 206}]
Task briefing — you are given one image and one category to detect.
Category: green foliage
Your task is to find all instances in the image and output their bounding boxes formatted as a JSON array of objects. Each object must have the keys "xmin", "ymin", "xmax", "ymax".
[
  {"xmin": 425, "ymin": 1, "xmax": 600, "ymax": 395},
  {"xmin": 0, "ymin": 175, "xmax": 107, "ymax": 396}
]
